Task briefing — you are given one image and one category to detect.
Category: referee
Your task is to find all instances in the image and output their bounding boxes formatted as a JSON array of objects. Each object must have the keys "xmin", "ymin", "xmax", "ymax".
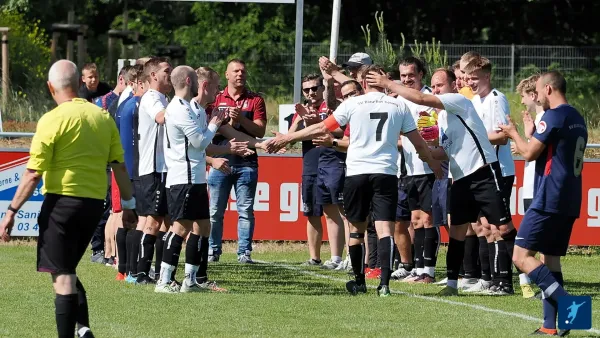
[{"xmin": 0, "ymin": 60, "xmax": 136, "ymax": 338}]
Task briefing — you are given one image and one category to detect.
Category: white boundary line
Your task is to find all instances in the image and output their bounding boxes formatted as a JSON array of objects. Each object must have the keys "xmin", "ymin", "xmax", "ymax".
[{"xmin": 256, "ymin": 260, "xmax": 600, "ymax": 335}]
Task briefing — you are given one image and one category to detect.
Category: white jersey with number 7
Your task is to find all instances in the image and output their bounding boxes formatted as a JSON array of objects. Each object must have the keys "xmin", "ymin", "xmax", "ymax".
[{"xmin": 330, "ymin": 91, "xmax": 417, "ymax": 177}]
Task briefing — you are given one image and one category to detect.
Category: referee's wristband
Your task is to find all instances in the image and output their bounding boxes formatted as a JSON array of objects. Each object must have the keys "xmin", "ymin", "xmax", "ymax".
[{"xmin": 121, "ymin": 197, "xmax": 136, "ymax": 210}]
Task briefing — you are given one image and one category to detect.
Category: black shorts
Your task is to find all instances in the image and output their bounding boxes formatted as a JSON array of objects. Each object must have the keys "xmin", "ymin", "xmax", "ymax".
[
  {"xmin": 478, "ymin": 167, "xmax": 515, "ymax": 221},
  {"xmin": 301, "ymin": 175, "xmax": 323, "ymax": 217},
  {"xmin": 167, "ymin": 183, "xmax": 210, "ymax": 222},
  {"xmin": 402, "ymin": 174, "xmax": 435, "ymax": 212},
  {"xmin": 37, "ymin": 194, "xmax": 105, "ymax": 274},
  {"xmin": 449, "ymin": 162, "xmax": 512, "ymax": 226},
  {"xmin": 137, "ymin": 172, "xmax": 168, "ymax": 217},
  {"xmin": 344, "ymin": 174, "xmax": 398, "ymax": 223},
  {"xmin": 432, "ymin": 178, "xmax": 449, "ymax": 226},
  {"xmin": 396, "ymin": 178, "xmax": 410, "ymax": 222}
]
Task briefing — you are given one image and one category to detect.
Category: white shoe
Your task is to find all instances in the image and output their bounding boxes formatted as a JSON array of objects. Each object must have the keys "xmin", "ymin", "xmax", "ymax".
[
  {"xmin": 335, "ymin": 257, "xmax": 352, "ymax": 271},
  {"xmin": 391, "ymin": 267, "xmax": 412, "ymax": 280},
  {"xmin": 434, "ymin": 277, "xmax": 448, "ymax": 286},
  {"xmin": 401, "ymin": 269, "xmax": 419, "ymax": 282},
  {"xmin": 180, "ymin": 279, "xmax": 206, "ymax": 293},
  {"xmin": 458, "ymin": 277, "xmax": 479, "ymax": 290},
  {"xmin": 322, "ymin": 260, "xmax": 341, "ymax": 270},
  {"xmin": 155, "ymin": 282, "xmax": 180, "ymax": 293},
  {"xmin": 463, "ymin": 279, "xmax": 492, "ymax": 293}
]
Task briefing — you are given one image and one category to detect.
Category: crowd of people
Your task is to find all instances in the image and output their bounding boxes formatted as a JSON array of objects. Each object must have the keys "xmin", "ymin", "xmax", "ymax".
[{"xmin": 0, "ymin": 46, "xmax": 587, "ymax": 337}]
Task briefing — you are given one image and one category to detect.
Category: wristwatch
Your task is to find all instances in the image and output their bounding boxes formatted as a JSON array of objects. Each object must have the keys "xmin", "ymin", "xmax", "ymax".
[{"xmin": 332, "ymin": 139, "xmax": 339, "ymax": 148}]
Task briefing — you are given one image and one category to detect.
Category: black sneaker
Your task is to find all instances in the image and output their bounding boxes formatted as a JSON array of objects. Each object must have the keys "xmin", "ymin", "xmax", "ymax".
[
  {"xmin": 105, "ymin": 257, "xmax": 115, "ymax": 267},
  {"xmin": 486, "ymin": 281, "xmax": 514, "ymax": 296},
  {"xmin": 557, "ymin": 329, "xmax": 570, "ymax": 337},
  {"xmin": 90, "ymin": 251, "xmax": 105, "ymax": 264},
  {"xmin": 135, "ymin": 273, "xmax": 155, "ymax": 285},
  {"xmin": 77, "ymin": 328, "xmax": 95, "ymax": 338},
  {"xmin": 346, "ymin": 280, "xmax": 367, "ymax": 295}
]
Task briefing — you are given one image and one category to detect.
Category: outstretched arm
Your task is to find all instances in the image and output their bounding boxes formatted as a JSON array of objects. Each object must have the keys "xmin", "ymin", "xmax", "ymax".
[{"xmin": 366, "ymin": 71, "xmax": 445, "ymax": 110}]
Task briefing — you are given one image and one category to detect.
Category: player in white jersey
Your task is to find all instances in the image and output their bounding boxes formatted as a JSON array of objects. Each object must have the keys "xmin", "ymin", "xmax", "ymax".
[
  {"xmin": 134, "ymin": 57, "xmax": 173, "ymax": 284},
  {"xmin": 366, "ymin": 68, "xmax": 513, "ymax": 296},
  {"xmin": 512, "ymin": 74, "xmax": 545, "ymax": 299},
  {"xmin": 462, "ymin": 56, "xmax": 517, "ymax": 295},
  {"xmin": 266, "ymin": 65, "xmax": 442, "ymax": 297}
]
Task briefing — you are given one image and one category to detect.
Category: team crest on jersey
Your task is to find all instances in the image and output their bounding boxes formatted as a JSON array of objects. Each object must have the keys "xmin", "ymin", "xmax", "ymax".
[{"xmin": 537, "ymin": 121, "xmax": 547, "ymax": 134}]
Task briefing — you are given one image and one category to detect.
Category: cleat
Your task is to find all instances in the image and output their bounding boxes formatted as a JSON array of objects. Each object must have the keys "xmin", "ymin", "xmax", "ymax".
[
  {"xmin": 402, "ymin": 270, "xmax": 420, "ymax": 282},
  {"xmin": 458, "ymin": 277, "xmax": 479, "ymax": 290},
  {"xmin": 198, "ymin": 280, "xmax": 228, "ymax": 292},
  {"xmin": 321, "ymin": 260, "xmax": 341, "ymax": 270},
  {"xmin": 434, "ymin": 277, "xmax": 448, "ymax": 285},
  {"xmin": 135, "ymin": 273, "xmax": 155, "ymax": 285},
  {"xmin": 531, "ymin": 328, "xmax": 558, "ymax": 336},
  {"xmin": 521, "ymin": 283, "xmax": 536, "ymax": 299},
  {"xmin": 377, "ymin": 285, "xmax": 391, "ymax": 297},
  {"xmin": 345, "ymin": 280, "xmax": 367, "ymax": 295},
  {"xmin": 90, "ymin": 250, "xmax": 105, "ymax": 264},
  {"xmin": 180, "ymin": 279, "xmax": 206, "ymax": 293},
  {"xmin": 485, "ymin": 282, "xmax": 514, "ymax": 296},
  {"xmin": 115, "ymin": 272, "xmax": 126, "ymax": 281},
  {"xmin": 208, "ymin": 254, "xmax": 220, "ymax": 262},
  {"xmin": 125, "ymin": 274, "xmax": 137, "ymax": 284},
  {"xmin": 557, "ymin": 329, "xmax": 570, "ymax": 337},
  {"xmin": 335, "ymin": 256, "xmax": 352, "ymax": 271},
  {"xmin": 303, "ymin": 259, "xmax": 322, "ymax": 266},
  {"xmin": 365, "ymin": 268, "xmax": 381, "ymax": 279},
  {"xmin": 237, "ymin": 250, "xmax": 254, "ymax": 264},
  {"xmin": 391, "ymin": 267, "xmax": 412, "ymax": 280},
  {"xmin": 105, "ymin": 257, "xmax": 115, "ymax": 267},
  {"xmin": 154, "ymin": 282, "xmax": 180, "ymax": 293},
  {"xmin": 463, "ymin": 279, "xmax": 492, "ymax": 293},
  {"xmin": 412, "ymin": 274, "xmax": 435, "ymax": 284},
  {"xmin": 437, "ymin": 286, "xmax": 459, "ymax": 296},
  {"xmin": 77, "ymin": 327, "xmax": 95, "ymax": 338}
]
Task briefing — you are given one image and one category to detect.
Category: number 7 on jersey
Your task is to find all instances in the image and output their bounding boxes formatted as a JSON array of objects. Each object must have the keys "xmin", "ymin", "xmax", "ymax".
[{"xmin": 370, "ymin": 112, "xmax": 388, "ymax": 141}]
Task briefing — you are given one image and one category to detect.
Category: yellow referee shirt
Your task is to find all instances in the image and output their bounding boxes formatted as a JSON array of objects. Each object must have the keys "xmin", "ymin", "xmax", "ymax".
[{"xmin": 27, "ymin": 98, "xmax": 124, "ymax": 200}]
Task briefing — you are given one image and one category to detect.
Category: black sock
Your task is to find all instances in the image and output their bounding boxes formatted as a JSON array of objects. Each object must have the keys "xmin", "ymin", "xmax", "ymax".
[
  {"xmin": 446, "ymin": 238, "xmax": 465, "ymax": 281},
  {"xmin": 423, "ymin": 228, "xmax": 439, "ymax": 275},
  {"xmin": 75, "ymin": 278, "xmax": 89, "ymax": 330},
  {"xmin": 487, "ymin": 242, "xmax": 497, "ymax": 281},
  {"xmin": 187, "ymin": 233, "xmax": 202, "ymax": 266},
  {"xmin": 161, "ymin": 232, "xmax": 184, "ymax": 266},
  {"xmin": 116, "ymin": 228, "xmax": 128, "ymax": 274},
  {"xmin": 411, "ymin": 243, "xmax": 415, "ymax": 265},
  {"xmin": 479, "ymin": 237, "xmax": 491, "ymax": 281},
  {"xmin": 378, "ymin": 236, "xmax": 394, "ymax": 286},
  {"xmin": 367, "ymin": 228, "xmax": 378, "ymax": 268},
  {"xmin": 502, "ymin": 228, "xmax": 518, "ymax": 273},
  {"xmin": 137, "ymin": 233, "xmax": 156, "ymax": 277},
  {"xmin": 414, "ymin": 228, "xmax": 425, "ymax": 271},
  {"xmin": 55, "ymin": 294, "xmax": 78, "ymax": 338},
  {"xmin": 127, "ymin": 230, "xmax": 143, "ymax": 276},
  {"xmin": 495, "ymin": 240, "xmax": 512, "ymax": 285},
  {"xmin": 392, "ymin": 244, "xmax": 400, "ymax": 270},
  {"xmin": 463, "ymin": 235, "xmax": 480, "ymax": 278},
  {"xmin": 199, "ymin": 236, "xmax": 209, "ymax": 279},
  {"xmin": 459, "ymin": 264, "xmax": 465, "ymax": 278},
  {"xmin": 155, "ymin": 231, "xmax": 166, "ymax": 278},
  {"xmin": 349, "ymin": 243, "xmax": 366, "ymax": 284}
]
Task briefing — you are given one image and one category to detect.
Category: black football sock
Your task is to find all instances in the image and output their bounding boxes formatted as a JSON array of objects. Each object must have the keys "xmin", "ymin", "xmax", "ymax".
[
  {"xmin": 378, "ymin": 236, "xmax": 394, "ymax": 286},
  {"xmin": 198, "ymin": 236, "xmax": 210, "ymax": 280},
  {"xmin": 502, "ymin": 228, "xmax": 518, "ymax": 274},
  {"xmin": 367, "ymin": 228, "xmax": 379, "ymax": 268},
  {"xmin": 116, "ymin": 228, "xmax": 128, "ymax": 274},
  {"xmin": 155, "ymin": 231, "xmax": 166, "ymax": 278},
  {"xmin": 423, "ymin": 227, "xmax": 439, "ymax": 277},
  {"xmin": 185, "ymin": 233, "xmax": 202, "ymax": 282},
  {"xmin": 159, "ymin": 232, "xmax": 184, "ymax": 284},
  {"xmin": 75, "ymin": 278, "xmax": 90, "ymax": 331},
  {"xmin": 479, "ymin": 237, "xmax": 491, "ymax": 281},
  {"xmin": 137, "ymin": 233, "xmax": 156, "ymax": 278},
  {"xmin": 462, "ymin": 235, "xmax": 479, "ymax": 279},
  {"xmin": 446, "ymin": 238, "xmax": 465, "ymax": 285},
  {"xmin": 392, "ymin": 243, "xmax": 400, "ymax": 270},
  {"xmin": 127, "ymin": 229, "xmax": 143, "ymax": 276},
  {"xmin": 488, "ymin": 242, "xmax": 497, "ymax": 282},
  {"xmin": 55, "ymin": 294, "xmax": 78, "ymax": 338},
  {"xmin": 413, "ymin": 228, "xmax": 425, "ymax": 273},
  {"xmin": 349, "ymin": 243, "xmax": 366, "ymax": 284},
  {"xmin": 495, "ymin": 239, "xmax": 512, "ymax": 285}
]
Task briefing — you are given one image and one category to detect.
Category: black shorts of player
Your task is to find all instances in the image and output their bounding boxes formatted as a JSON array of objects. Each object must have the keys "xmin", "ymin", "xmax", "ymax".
[
  {"xmin": 446, "ymin": 178, "xmax": 452, "ymax": 214},
  {"xmin": 344, "ymin": 174, "xmax": 398, "ymax": 223},
  {"xmin": 402, "ymin": 174, "xmax": 435, "ymax": 213},
  {"xmin": 167, "ymin": 183, "xmax": 210, "ymax": 222},
  {"xmin": 316, "ymin": 167, "xmax": 345, "ymax": 205},
  {"xmin": 137, "ymin": 172, "xmax": 168, "ymax": 217},
  {"xmin": 449, "ymin": 161, "xmax": 512, "ymax": 226},
  {"xmin": 37, "ymin": 193, "xmax": 105, "ymax": 274},
  {"xmin": 478, "ymin": 166, "xmax": 515, "ymax": 220},
  {"xmin": 302, "ymin": 175, "xmax": 323, "ymax": 217},
  {"xmin": 396, "ymin": 177, "xmax": 410, "ymax": 222},
  {"xmin": 432, "ymin": 178, "xmax": 449, "ymax": 226}
]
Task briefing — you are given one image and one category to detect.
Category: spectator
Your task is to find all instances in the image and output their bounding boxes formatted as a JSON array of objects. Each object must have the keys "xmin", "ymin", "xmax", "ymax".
[{"xmin": 79, "ymin": 63, "xmax": 111, "ymax": 102}]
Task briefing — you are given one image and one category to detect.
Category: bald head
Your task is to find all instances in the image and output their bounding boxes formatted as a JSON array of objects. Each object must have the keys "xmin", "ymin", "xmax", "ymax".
[
  {"xmin": 48, "ymin": 60, "xmax": 79, "ymax": 92},
  {"xmin": 170, "ymin": 65, "xmax": 196, "ymax": 91},
  {"xmin": 540, "ymin": 70, "xmax": 567, "ymax": 94}
]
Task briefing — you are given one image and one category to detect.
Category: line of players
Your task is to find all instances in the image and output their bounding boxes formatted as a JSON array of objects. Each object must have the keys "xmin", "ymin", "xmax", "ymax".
[{"xmin": 285, "ymin": 51, "xmax": 538, "ymax": 297}]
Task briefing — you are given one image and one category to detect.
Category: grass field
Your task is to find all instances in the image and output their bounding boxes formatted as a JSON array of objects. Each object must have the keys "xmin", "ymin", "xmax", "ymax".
[{"xmin": 1, "ymin": 242, "xmax": 599, "ymax": 338}]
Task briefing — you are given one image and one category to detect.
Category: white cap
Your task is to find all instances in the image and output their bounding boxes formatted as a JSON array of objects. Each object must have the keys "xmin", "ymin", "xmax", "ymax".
[{"xmin": 342, "ymin": 53, "xmax": 373, "ymax": 68}]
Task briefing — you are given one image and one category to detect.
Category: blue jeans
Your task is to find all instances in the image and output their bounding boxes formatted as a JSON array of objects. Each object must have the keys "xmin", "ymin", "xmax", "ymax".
[{"xmin": 208, "ymin": 166, "xmax": 258, "ymax": 255}]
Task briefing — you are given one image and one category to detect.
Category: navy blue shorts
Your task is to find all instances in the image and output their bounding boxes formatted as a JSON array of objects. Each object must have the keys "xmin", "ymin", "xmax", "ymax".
[
  {"xmin": 316, "ymin": 167, "xmax": 345, "ymax": 205},
  {"xmin": 301, "ymin": 175, "xmax": 323, "ymax": 217},
  {"xmin": 432, "ymin": 178, "xmax": 449, "ymax": 226},
  {"xmin": 396, "ymin": 178, "xmax": 410, "ymax": 221},
  {"xmin": 516, "ymin": 208, "xmax": 576, "ymax": 256}
]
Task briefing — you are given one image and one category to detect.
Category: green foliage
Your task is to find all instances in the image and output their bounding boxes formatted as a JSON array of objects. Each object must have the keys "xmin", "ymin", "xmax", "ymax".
[
  {"xmin": 110, "ymin": 9, "xmax": 171, "ymax": 60},
  {"xmin": 361, "ymin": 12, "xmax": 397, "ymax": 71},
  {"xmin": 408, "ymin": 38, "xmax": 448, "ymax": 84},
  {"xmin": 0, "ymin": 9, "xmax": 51, "ymax": 97}
]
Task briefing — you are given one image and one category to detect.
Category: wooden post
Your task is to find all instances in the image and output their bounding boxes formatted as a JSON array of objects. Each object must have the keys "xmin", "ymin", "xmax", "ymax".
[
  {"xmin": 77, "ymin": 25, "xmax": 87, "ymax": 67},
  {"xmin": 107, "ymin": 36, "xmax": 114, "ymax": 83},
  {"xmin": 133, "ymin": 31, "xmax": 140, "ymax": 59},
  {"xmin": 51, "ymin": 31, "xmax": 59, "ymax": 63},
  {"xmin": 1, "ymin": 28, "xmax": 9, "ymax": 111},
  {"xmin": 66, "ymin": 10, "xmax": 75, "ymax": 61}
]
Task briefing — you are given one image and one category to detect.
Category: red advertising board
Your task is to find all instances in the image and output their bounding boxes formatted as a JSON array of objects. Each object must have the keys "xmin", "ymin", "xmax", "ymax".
[{"xmin": 2, "ymin": 150, "xmax": 599, "ymax": 245}]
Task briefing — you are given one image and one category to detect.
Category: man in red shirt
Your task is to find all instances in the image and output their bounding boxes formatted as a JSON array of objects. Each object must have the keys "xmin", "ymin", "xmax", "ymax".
[{"xmin": 207, "ymin": 59, "xmax": 267, "ymax": 263}]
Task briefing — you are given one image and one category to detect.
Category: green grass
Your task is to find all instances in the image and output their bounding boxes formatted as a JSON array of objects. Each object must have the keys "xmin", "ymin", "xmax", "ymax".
[{"xmin": 1, "ymin": 243, "xmax": 599, "ymax": 337}]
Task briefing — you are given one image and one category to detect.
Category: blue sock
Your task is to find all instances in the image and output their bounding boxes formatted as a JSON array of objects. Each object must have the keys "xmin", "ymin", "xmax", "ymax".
[
  {"xmin": 528, "ymin": 264, "xmax": 569, "ymax": 302},
  {"xmin": 541, "ymin": 271, "xmax": 565, "ymax": 330}
]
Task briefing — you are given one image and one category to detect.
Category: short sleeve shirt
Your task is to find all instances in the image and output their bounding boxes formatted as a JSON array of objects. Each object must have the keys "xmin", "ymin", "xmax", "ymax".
[{"xmin": 137, "ymin": 89, "xmax": 168, "ymax": 176}]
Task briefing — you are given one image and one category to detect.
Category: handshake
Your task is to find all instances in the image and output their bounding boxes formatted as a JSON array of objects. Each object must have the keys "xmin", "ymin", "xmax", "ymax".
[{"xmin": 417, "ymin": 110, "xmax": 439, "ymax": 142}]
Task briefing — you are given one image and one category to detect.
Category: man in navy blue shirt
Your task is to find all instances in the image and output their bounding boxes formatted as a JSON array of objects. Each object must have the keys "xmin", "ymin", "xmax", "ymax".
[{"xmin": 500, "ymin": 70, "xmax": 587, "ymax": 336}]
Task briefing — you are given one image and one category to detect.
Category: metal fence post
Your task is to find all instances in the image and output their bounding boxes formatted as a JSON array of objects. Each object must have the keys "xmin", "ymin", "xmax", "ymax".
[
  {"xmin": 510, "ymin": 44, "xmax": 515, "ymax": 92},
  {"xmin": 1, "ymin": 27, "xmax": 9, "ymax": 111}
]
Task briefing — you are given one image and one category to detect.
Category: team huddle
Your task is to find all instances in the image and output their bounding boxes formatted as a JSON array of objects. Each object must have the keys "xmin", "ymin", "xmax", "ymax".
[{"xmin": 0, "ymin": 48, "xmax": 588, "ymax": 337}]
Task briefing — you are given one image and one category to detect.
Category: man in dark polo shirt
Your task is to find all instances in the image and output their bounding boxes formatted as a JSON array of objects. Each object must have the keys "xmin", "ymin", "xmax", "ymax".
[{"xmin": 207, "ymin": 59, "xmax": 267, "ymax": 263}]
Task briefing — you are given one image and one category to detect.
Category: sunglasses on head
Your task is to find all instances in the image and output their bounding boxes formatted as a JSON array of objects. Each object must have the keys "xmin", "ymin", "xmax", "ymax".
[{"xmin": 302, "ymin": 85, "xmax": 322, "ymax": 94}]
